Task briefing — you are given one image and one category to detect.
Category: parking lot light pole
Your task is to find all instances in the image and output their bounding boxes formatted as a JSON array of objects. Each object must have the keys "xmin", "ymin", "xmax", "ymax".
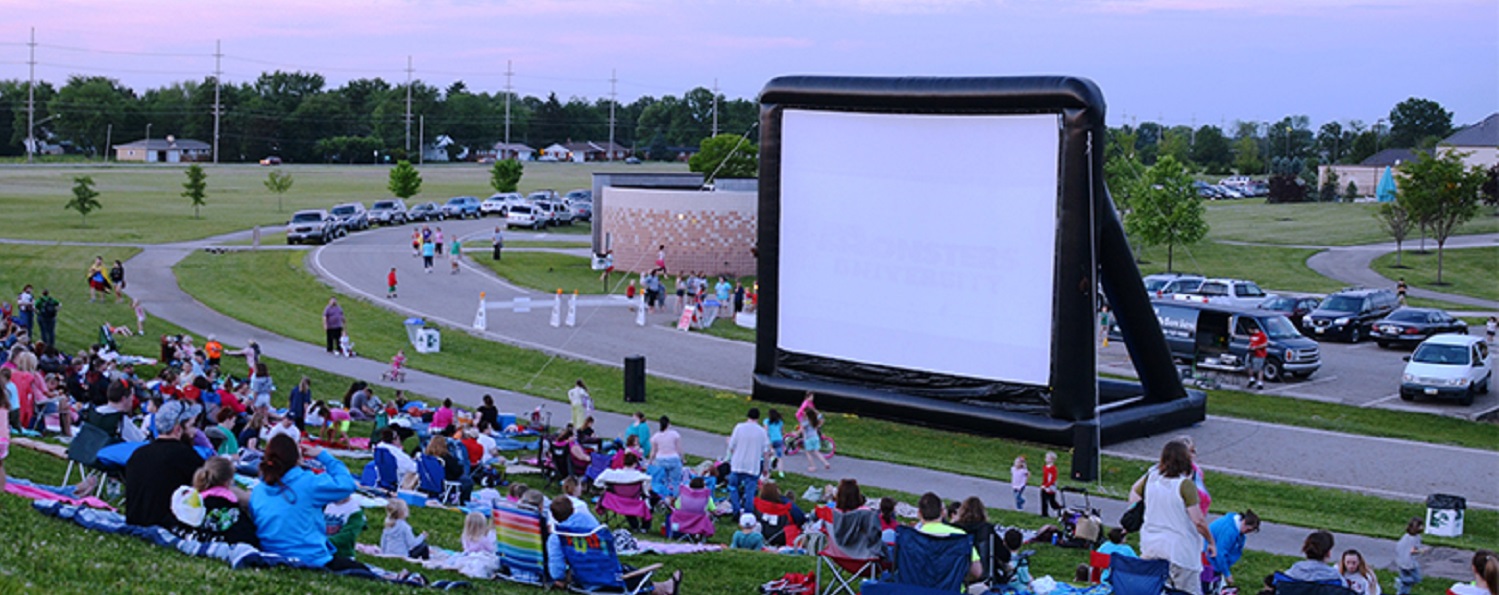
[{"xmin": 144, "ymin": 123, "xmax": 152, "ymax": 163}]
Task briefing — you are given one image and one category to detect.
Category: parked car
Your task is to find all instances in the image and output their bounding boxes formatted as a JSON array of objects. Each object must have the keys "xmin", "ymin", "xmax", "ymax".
[
  {"xmin": 1303, "ymin": 287, "xmax": 1400, "ymax": 343},
  {"xmin": 329, "ymin": 202, "xmax": 370, "ymax": 231},
  {"xmin": 407, "ymin": 201, "xmax": 445, "ymax": 222},
  {"xmin": 285, "ymin": 210, "xmax": 344, "ymax": 245},
  {"xmin": 1257, "ymin": 295, "xmax": 1323, "ymax": 332},
  {"xmin": 1371, "ymin": 307, "xmax": 1469, "ymax": 349},
  {"xmin": 505, "ymin": 204, "xmax": 543, "ymax": 230},
  {"xmin": 566, "ymin": 198, "xmax": 593, "ymax": 222},
  {"xmin": 442, "ymin": 196, "xmax": 481, "ymax": 219},
  {"xmin": 259, "ymin": 156, "xmax": 282, "ymax": 166},
  {"xmin": 1139, "ymin": 299, "xmax": 1321, "ymax": 382},
  {"xmin": 368, "ymin": 199, "xmax": 408, "ymax": 225},
  {"xmin": 1400, "ymin": 334, "xmax": 1491, "ymax": 405},
  {"xmin": 547, "ymin": 200, "xmax": 574, "ymax": 225},
  {"xmin": 530, "ymin": 200, "xmax": 559, "ymax": 227},
  {"xmin": 528, "ymin": 190, "xmax": 559, "ymax": 202},
  {"xmin": 481, "ymin": 193, "xmax": 521, "ymax": 217},
  {"xmin": 1143, "ymin": 273, "xmax": 1205, "ymax": 298},
  {"xmin": 1171, "ymin": 278, "xmax": 1270, "ymax": 308},
  {"xmin": 563, "ymin": 189, "xmax": 592, "ymax": 202}
]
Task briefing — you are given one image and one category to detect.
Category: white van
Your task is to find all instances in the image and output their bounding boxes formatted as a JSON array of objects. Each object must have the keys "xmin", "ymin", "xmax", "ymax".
[{"xmin": 1400, "ymin": 334, "xmax": 1491, "ymax": 406}]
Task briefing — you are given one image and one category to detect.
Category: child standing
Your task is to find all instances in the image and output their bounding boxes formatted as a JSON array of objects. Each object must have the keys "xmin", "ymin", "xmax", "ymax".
[
  {"xmin": 1487, "ymin": 316, "xmax": 1497, "ymax": 345},
  {"xmin": 796, "ymin": 392, "xmax": 830, "ymax": 473},
  {"xmin": 731, "ymin": 513, "xmax": 765, "ymax": 550},
  {"xmin": 1395, "ymin": 517, "xmax": 1427, "ymax": 595},
  {"xmin": 1011, "ymin": 455, "xmax": 1030, "ymax": 510},
  {"xmin": 461, "ymin": 511, "xmax": 496, "ymax": 554},
  {"xmin": 381, "ymin": 499, "xmax": 430, "ymax": 559},
  {"xmin": 387, "ymin": 267, "xmax": 398, "ymax": 299},
  {"xmin": 449, "ymin": 238, "xmax": 462, "ymax": 274},
  {"xmin": 1039, "ymin": 451, "xmax": 1063, "ymax": 517},
  {"xmin": 133, "ymin": 298, "xmax": 147, "ymax": 336},
  {"xmin": 764, "ymin": 409, "xmax": 785, "ymax": 477}
]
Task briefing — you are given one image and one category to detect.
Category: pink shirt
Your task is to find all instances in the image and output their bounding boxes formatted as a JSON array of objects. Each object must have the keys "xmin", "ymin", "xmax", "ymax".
[
  {"xmin": 650, "ymin": 429, "xmax": 682, "ymax": 459},
  {"xmin": 431, "ymin": 406, "xmax": 454, "ymax": 431}
]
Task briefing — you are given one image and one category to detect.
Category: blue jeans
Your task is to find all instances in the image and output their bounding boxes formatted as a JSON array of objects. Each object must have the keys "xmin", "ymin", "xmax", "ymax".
[
  {"xmin": 656, "ymin": 456, "xmax": 683, "ymax": 498},
  {"xmin": 728, "ymin": 472, "xmax": 758, "ymax": 517},
  {"xmin": 1395, "ymin": 566, "xmax": 1422, "ymax": 595}
]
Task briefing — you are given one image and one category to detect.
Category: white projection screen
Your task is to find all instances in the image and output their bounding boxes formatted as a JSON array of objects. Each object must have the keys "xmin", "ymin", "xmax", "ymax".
[{"xmin": 777, "ymin": 109, "xmax": 1060, "ymax": 386}]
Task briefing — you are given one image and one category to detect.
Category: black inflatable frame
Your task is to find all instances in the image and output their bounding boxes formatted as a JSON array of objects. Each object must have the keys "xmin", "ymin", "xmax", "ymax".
[{"xmin": 753, "ymin": 76, "xmax": 1205, "ymax": 480}]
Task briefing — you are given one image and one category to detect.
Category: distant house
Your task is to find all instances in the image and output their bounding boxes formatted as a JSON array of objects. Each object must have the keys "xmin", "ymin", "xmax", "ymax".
[
  {"xmin": 113, "ymin": 136, "xmax": 211, "ymax": 163},
  {"xmin": 1437, "ymin": 113, "xmax": 1498, "ymax": 170},
  {"xmin": 421, "ymin": 135, "xmax": 453, "ymax": 162},
  {"xmin": 562, "ymin": 140, "xmax": 631, "ymax": 163},
  {"xmin": 539, "ymin": 143, "xmax": 572, "ymax": 162},
  {"xmin": 1318, "ymin": 148, "xmax": 1427, "ymax": 198},
  {"xmin": 491, "ymin": 142, "xmax": 535, "ymax": 161}
]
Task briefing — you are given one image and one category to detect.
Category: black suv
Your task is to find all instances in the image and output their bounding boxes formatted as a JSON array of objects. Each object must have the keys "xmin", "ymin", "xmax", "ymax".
[{"xmin": 1302, "ymin": 287, "xmax": 1399, "ymax": 343}]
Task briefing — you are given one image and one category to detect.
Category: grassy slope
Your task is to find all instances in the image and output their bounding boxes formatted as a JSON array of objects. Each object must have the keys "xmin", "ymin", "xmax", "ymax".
[
  {"xmin": 1201, "ymin": 202, "xmax": 1499, "ymax": 246},
  {"xmin": 173, "ymin": 250, "xmax": 1498, "ymax": 551},
  {"xmin": 0, "ymin": 162, "xmax": 686, "ymax": 243},
  {"xmin": 1133, "ymin": 241, "xmax": 1339, "ymax": 293},
  {"xmin": 1372, "ymin": 246, "xmax": 1499, "ymax": 303}
]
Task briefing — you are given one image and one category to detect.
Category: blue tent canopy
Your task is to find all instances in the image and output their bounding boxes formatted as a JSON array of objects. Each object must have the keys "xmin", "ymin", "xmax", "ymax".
[{"xmin": 1376, "ymin": 166, "xmax": 1397, "ymax": 203}]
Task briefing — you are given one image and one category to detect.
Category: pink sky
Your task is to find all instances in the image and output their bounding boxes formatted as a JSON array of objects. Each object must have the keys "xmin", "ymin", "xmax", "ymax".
[{"xmin": 3, "ymin": 0, "xmax": 1495, "ymax": 128}]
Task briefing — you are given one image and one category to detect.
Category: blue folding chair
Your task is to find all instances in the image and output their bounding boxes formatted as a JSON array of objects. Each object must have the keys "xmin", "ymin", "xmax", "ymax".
[
  {"xmin": 361, "ymin": 446, "xmax": 399, "ymax": 491},
  {"xmin": 1108, "ymin": 555, "xmax": 1170, "ymax": 595},
  {"xmin": 415, "ymin": 454, "xmax": 447, "ymax": 499},
  {"xmin": 862, "ymin": 525, "xmax": 972, "ymax": 595},
  {"xmin": 553, "ymin": 525, "xmax": 661, "ymax": 594}
]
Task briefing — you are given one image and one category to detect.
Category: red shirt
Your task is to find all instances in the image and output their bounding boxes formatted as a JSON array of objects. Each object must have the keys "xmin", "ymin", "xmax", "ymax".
[
  {"xmin": 387, "ymin": 270, "xmax": 398, "ymax": 287},
  {"xmin": 461, "ymin": 438, "xmax": 483, "ymax": 466},
  {"xmin": 219, "ymin": 389, "xmax": 246, "ymax": 414},
  {"xmin": 1249, "ymin": 330, "xmax": 1269, "ymax": 358},
  {"xmin": 1042, "ymin": 464, "xmax": 1059, "ymax": 490}
]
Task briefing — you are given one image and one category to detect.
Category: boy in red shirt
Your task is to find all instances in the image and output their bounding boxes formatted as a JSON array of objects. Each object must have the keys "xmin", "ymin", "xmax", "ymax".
[
  {"xmin": 387, "ymin": 267, "xmax": 398, "ymax": 299},
  {"xmin": 1040, "ymin": 451, "xmax": 1063, "ymax": 517},
  {"xmin": 1248, "ymin": 327, "xmax": 1270, "ymax": 390}
]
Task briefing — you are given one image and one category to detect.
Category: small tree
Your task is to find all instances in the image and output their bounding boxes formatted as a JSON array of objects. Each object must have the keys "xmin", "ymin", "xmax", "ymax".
[
  {"xmin": 66, "ymin": 175, "xmax": 102, "ymax": 226},
  {"xmin": 688, "ymin": 133, "xmax": 758, "ymax": 180},
  {"xmin": 1124, "ymin": 155, "xmax": 1209, "ymax": 272},
  {"xmin": 1344, "ymin": 180, "xmax": 1359, "ymax": 202},
  {"xmin": 388, "ymin": 160, "xmax": 422, "ymax": 199},
  {"xmin": 489, "ymin": 159, "xmax": 523, "ymax": 193},
  {"xmin": 264, "ymin": 170, "xmax": 294, "ymax": 212},
  {"xmin": 1397, "ymin": 151, "xmax": 1486, "ymax": 283},
  {"xmin": 1319, "ymin": 169, "xmax": 1341, "ymax": 203},
  {"xmin": 1373, "ymin": 202, "xmax": 1413, "ymax": 267},
  {"xmin": 182, "ymin": 164, "xmax": 208, "ymax": 219}
]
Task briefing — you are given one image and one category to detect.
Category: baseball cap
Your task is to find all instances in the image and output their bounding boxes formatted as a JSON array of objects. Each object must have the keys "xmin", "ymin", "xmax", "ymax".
[
  {"xmin": 155, "ymin": 399, "xmax": 204, "ymax": 435},
  {"xmin": 739, "ymin": 513, "xmax": 757, "ymax": 529}
]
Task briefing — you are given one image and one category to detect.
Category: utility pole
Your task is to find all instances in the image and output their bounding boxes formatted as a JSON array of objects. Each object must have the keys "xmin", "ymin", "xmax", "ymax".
[
  {"xmin": 213, "ymin": 39, "xmax": 222, "ymax": 164},
  {"xmin": 26, "ymin": 27, "xmax": 35, "ymax": 164},
  {"xmin": 404, "ymin": 56, "xmax": 413, "ymax": 155},
  {"xmin": 608, "ymin": 69, "xmax": 617, "ymax": 162},
  {"xmin": 104, "ymin": 124, "xmax": 111, "ymax": 162},
  {"xmin": 419, "ymin": 115, "xmax": 424, "ymax": 165},
  {"xmin": 711, "ymin": 78, "xmax": 719, "ymax": 137},
  {"xmin": 504, "ymin": 60, "xmax": 513, "ymax": 147}
]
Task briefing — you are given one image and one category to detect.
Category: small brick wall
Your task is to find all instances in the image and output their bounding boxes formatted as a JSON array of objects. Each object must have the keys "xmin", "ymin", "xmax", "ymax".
[{"xmin": 598, "ymin": 188, "xmax": 758, "ymax": 278}]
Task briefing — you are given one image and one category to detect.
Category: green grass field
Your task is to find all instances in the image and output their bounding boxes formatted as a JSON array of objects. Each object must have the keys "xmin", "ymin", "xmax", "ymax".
[
  {"xmin": 171, "ymin": 249, "xmax": 1498, "ymax": 551},
  {"xmin": 0, "ymin": 162, "xmax": 686, "ymax": 244},
  {"xmin": 1372, "ymin": 246, "xmax": 1499, "ymax": 303},
  {"xmin": 1201, "ymin": 202, "xmax": 1499, "ymax": 246},
  {"xmin": 1134, "ymin": 241, "xmax": 1341, "ymax": 293}
]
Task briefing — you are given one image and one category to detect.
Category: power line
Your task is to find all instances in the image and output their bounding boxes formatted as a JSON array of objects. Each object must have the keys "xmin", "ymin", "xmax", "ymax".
[{"xmin": 37, "ymin": 43, "xmax": 206, "ymax": 58}]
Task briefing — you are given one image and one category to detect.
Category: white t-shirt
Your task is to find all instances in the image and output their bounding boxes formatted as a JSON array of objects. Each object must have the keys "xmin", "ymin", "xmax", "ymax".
[{"xmin": 727, "ymin": 420, "xmax": 770, "ymax": 475}]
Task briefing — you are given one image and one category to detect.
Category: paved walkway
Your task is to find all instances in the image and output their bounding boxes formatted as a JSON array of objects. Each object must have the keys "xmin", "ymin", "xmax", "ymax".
[
  {"xmin": 1302, "ymin": 233, "xmax": 1499, "ymax": 310},
  {"xmin": 115, "ymin": 237, "xmax": 1476, "ymax": 579}
]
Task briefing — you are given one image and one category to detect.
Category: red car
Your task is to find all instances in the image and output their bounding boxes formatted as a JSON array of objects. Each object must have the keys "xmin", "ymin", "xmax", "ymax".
[{"xmin": 259, "ymin": 156, "xmax": 282, "ymax": 166}]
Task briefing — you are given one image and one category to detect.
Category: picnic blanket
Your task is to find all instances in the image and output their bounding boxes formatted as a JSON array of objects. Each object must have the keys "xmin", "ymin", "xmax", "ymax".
[
  {"xmin": 5, "ymin": 478, "xmax": 115, "ymax": 510},
  {"xmin": 353, "ymin": 543, "xmax": 499, "ymax": 579},
  {"xmin": 32, "ymin": 501, "xmax": 468, "ymax": 589}
]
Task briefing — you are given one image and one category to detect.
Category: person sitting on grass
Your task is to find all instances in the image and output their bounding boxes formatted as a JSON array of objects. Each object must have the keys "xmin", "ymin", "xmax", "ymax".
[
  {"xmin": 1281, "ymin": 530, "xmax": 1343, "ymax": 584},
  {"xmin": 250, "ymin": 434, "xmax": 371, "ymax": 573},
  {"xmin": 1096, "ymin": 527, "xmax": 1137, "ymax": 581},
  {"xmin": 732, "ymin": 513, "xmax": 765, "ymax": 550},
  {"xmin": 381, "ymin": 498, "xmax": 430, "ymax": 560},
  {"xmin": 125, "ymin": 400, "xmax": 206, "ymax": 529}
]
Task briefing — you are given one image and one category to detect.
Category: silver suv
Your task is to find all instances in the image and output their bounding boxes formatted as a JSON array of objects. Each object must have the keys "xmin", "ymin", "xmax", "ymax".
[
  {"xmin": 369, "ymin": 199, "xmax": 407, "ymax": 225},
  {"xmin": 286, "ymin": 210, "xmax": 345, "ymax": 245},
  {"xmin": 330, "ymin": 202, "xmax": 370, "ymax": 231}
]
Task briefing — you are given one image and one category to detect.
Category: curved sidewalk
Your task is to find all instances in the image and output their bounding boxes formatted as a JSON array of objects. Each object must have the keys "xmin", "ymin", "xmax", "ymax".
[
  {"xmin": 113, "ymin": 230, "xmax": 1489, "ymax": 580},
  {"xmin": 1303, "ymin": 233, "xmax": 1499, "ymax": 310}
]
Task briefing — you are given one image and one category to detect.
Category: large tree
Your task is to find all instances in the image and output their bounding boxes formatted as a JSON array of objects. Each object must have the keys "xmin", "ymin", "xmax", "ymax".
[
  {"xmin": 688, "ymin": 133, "xmax": 758, "ymax": 179},
  {"xmin": 49, "ymin": 75, "xmax": 137, "ymax": 156},
  {"xmin": 1189, "ymin": 125, "xmax": 1233, "ymax": 174},
  {"xmin": 1388, "ymin": 98, "xmax": 1452, "ymax": 149},
  {"xmin": 1124, "ymin": 155, "xmax": 1208, "ymax": 272},
  {"xmin": 1397, "ymin": 150, "xmax": 1486, "ymax": 283}
]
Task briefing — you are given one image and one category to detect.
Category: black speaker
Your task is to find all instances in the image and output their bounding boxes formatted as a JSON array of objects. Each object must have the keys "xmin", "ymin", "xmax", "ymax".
[
  {"xmin": 1070, "ymin": 419, "xmax": 1100, "ymax": 482},
  {"xmin": 624, "ymin": 355, "xmax": 646, "ymax": 403}
]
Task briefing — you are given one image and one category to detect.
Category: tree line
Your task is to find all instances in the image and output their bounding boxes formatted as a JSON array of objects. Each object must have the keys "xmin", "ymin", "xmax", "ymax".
[{"xmin": 0, "ymin": 71, "xmax": 757, "ymax": 163}]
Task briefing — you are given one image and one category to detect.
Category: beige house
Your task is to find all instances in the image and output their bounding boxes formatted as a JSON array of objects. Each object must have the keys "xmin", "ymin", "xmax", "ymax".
[
  {"xmin": 113, "ymin": 136, "xmax": 211, "ymax": 163},
  {"xmin": 1318, "ymin": 148, "xmax": 1423, "ymax": 198},
  {"xmin": 1437, "ymin": 113, "xmax": 1498, "ymax": 170}
]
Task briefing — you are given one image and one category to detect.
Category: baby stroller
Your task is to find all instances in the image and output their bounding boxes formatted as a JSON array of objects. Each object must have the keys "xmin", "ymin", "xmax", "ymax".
[
  {"xmin": 1056, "ymin": 486, "xmax": 1104, "ymax": 548},
  {"xmin": 381, "ymin": 352, "xmax": 407, "ymax": 382}
]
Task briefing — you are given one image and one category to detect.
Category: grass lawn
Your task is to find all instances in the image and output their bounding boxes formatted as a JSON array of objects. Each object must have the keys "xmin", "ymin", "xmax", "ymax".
[
  {"xmin": 1206, "ymin": 390, "xmax": 1499, "ymax": 451},
  {"xmin": 1372, "ymin": 246, "xmax": 1499, "ymax": 304},
  {"xmin": 1201, "ymin": 202, "xmax": 1499, "ymax": 246},
  {"xmin": 173, "ymin": 250, "xmax": 1498, "ymax": 551},
  {"xmin": 1133, "ymin": 241, "xmax": 1340, "ymax": 293},
  {"xmin": 0, "ymin": 162, "xmax": 684, "ymax": 244}
]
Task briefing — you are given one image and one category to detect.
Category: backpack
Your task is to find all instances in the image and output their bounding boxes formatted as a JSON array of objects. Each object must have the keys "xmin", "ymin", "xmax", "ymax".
[{"xmin": 36, "ymin": 297, "xmax": 58, "ymax": 318}]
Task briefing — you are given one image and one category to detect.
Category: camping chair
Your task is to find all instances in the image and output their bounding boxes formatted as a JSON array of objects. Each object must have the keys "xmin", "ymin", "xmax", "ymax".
[
  {"xmin": 1088, "ymin": 550, "xmax": 1112, "ymax": 584},
  {"xmin": 595, "ymin": 480, "xmax": 652, "ymax": 531},
  {"xmin": 863, "ymin": 525, "xmax": 973, "ymax": 595},
  {"xmin": 754, "ymin": 497, "xmax": 801, "ymax": 547},
  {"xmin": 667, "ymin": 484, "xmax": 715, "ymax": 542},
  {"xmin": 360, "ymin": 447, "xmax": 400, "ymax": 492},
  {"xmin": 62, "ymin": 423, "xmax": 117, "ymax": 498},
  {"xmin": 1273, "ymin": 572, "xmax": 1358, "ymax": 595},
  {"xmin": 553, "ymin": 524, "xmax": 662, "ymax": 595},
  {"xmin": 1108, "ymin": 555, "xmax": 1170, "ymax": 595},
  {"xmin": 415, "ymin": 454, "xmax": 459, "ymax": 503},
  {"xmin": 494, "ymin": 502, "xmax": 550, "ymax": 586},
  {"xmin": 814, "ymin": 515, "xmax": 884, "ymax": 595}
]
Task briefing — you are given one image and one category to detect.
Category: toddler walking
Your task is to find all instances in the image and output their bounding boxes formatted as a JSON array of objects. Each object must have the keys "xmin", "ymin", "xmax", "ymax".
[
  {"xmin": 133, "ymin": 298, "xmax": 147, "ymax": 335},
  {"xmin": 1011, "ymin": 455, "xmax": 1030, "ymax": 510},
  {"xmin": 1394, "ymin": 517, "xmax": 1427, "ymax": 595},
  {"xmin": 387, "ymin": 267, "xmax": 398, "ymax": 299}
]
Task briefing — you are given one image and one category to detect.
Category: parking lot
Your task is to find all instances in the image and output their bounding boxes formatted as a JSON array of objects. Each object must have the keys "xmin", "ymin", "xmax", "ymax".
[{"xmin": 1099, "ymin": 330, "xmax": 1498, "ymax": 419}]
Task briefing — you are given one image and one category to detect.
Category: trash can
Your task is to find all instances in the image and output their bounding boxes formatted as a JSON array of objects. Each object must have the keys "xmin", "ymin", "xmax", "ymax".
[
  {"xmin": 1425, "ymin": 493, "xmax": 1465, "ymax": 537},
  {"xmin": 624, "ymin": 355, "xmax": 646, "ymax": 403},
  {"xmin": 404, "ymin": 317, "xmax": 426, "ymax": 348}
]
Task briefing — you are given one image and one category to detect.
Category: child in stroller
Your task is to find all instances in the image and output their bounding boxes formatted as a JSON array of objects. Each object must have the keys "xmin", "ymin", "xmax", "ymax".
[{"xmin": 382, "ymin": 349, "xmax": 407, "ymax": 382}]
